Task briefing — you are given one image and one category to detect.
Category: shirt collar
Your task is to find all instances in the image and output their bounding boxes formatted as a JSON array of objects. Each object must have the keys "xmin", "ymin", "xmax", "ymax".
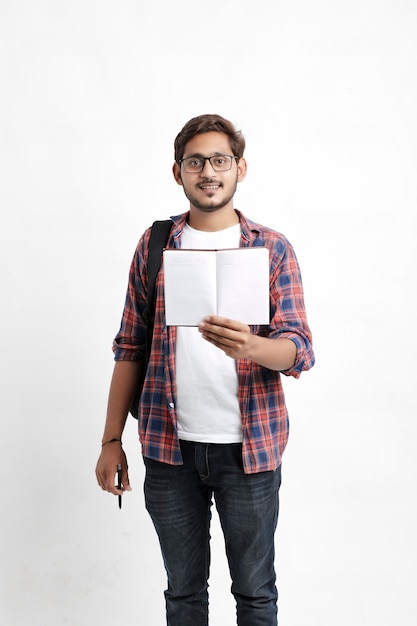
[{"xmin": 169, "ymin": 210, "xmax": 262, "ymax": 245}]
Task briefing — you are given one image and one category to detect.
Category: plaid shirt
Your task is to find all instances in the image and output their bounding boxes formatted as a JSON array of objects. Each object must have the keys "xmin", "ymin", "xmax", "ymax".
[{"xmin": 113, "ymin": 211, "xmax": 315, "ymax": 474}]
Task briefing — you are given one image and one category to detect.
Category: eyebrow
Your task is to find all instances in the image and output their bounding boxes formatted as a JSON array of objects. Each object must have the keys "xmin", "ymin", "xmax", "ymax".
[{"xmin": 182, "ymin": 151, "xmax": 228, "ymax": 159}]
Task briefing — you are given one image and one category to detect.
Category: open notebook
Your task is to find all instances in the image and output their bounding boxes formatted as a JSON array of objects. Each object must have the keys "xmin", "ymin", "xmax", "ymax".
[{"xmin": 163, "ymin": 247, "xmax": 270, "ymax": 326}]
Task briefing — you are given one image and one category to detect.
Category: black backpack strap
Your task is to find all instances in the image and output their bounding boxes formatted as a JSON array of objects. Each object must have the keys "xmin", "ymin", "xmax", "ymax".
[
  {"xmin": 129, "ymin": 219, "xmax": 172, "ymax": 419},
  {"xmin": 144, "ymin": 219, "xmax": 173, "ymax": 323}
]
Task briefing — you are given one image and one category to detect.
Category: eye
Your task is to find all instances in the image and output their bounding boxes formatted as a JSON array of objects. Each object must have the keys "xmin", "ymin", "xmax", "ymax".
[{"xmin": 188, "ymin": 158, "xmax": 203, "ymax": 167}]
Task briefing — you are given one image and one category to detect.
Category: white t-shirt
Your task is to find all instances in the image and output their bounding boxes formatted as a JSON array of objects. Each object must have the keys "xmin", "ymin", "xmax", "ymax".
[{"xmin": 176, "ymin": 222, "xmax": 243, "ymax": 443}]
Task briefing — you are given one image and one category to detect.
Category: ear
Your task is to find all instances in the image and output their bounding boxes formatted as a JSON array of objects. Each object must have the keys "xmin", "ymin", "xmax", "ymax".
[
  {"xmin": 237, "ymin": 157, "xmax": 247, "ymax": 182},
  {"xmin": 173, "ymin": 162, "xmax": 183, "ymax": 185}
]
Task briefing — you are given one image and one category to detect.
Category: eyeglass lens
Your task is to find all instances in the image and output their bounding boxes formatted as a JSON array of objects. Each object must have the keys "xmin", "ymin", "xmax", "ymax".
[{"xmin": 182, "ymin": 155, "xmax": 234, "ymax": 173}]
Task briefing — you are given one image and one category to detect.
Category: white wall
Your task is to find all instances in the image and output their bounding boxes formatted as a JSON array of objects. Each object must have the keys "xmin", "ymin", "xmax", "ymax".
[{"xmin": 1, "ymin": 1, "xmax": 416, "ymax": 624}]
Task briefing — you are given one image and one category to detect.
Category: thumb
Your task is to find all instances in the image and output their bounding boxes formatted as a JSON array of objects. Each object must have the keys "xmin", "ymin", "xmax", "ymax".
[{"xmin": 121, "ymin": 466, "xmax": 132, "ymax": 492}]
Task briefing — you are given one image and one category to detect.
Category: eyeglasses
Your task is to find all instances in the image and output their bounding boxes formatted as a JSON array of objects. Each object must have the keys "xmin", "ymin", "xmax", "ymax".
[{"xmin": 178, "ymin": 154, "xmax": 238, "ymax": 173}]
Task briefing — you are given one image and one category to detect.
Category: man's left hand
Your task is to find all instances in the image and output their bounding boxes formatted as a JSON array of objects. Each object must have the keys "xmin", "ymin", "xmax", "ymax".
[{"xmin": 198, "ymin": 316, "xmax": 255, "ymax": 360}]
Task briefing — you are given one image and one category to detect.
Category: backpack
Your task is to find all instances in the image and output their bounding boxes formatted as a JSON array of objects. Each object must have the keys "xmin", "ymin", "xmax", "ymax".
[{"xmin": 130, "ymin": 219, "xmax": 173, "ymax": 418}]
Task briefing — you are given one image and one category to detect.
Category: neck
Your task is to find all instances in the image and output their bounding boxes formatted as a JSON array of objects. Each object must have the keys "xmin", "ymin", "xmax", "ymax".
[{"xmin": 188, "ymin": 206, "xmax": 240, "ymax": 232}]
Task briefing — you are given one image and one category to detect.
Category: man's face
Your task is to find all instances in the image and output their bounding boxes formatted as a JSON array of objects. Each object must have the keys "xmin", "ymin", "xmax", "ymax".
[{"xmin": 173, "ymin": 131, "xmax": 246, "ymax": 213}]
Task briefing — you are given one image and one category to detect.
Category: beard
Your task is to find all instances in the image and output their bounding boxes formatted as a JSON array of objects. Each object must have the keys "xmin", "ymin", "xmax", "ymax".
[{"xmin": 182, "ymin": 177, "xmax": 238, "ymax": 212}]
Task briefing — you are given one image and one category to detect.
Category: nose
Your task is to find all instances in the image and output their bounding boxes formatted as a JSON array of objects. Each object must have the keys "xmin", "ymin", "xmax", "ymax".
[{"xmin": 200, "ymin": 158, "xmax": 217, "ymax": 176}]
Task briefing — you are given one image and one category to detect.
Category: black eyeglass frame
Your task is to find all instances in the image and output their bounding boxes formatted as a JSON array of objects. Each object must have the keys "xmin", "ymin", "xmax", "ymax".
[{"xmin": 178, "ymin": 154, "xmax": 239, "ymax": 173}]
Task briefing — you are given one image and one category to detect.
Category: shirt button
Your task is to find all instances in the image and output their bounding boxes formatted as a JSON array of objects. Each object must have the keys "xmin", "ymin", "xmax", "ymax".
[{"xmin": 169, "ymin": 402, "xmax": 174, "ymax": 408}]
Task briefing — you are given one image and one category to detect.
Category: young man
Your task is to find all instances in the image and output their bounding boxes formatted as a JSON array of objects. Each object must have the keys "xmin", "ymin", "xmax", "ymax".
[{"xmin": 96, "ymin": 114, "xmax": 315, "ymax": 626}]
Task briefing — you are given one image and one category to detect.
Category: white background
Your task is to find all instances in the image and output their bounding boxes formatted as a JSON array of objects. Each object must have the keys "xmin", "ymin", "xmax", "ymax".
[{"xmin": 1, "ymin": 1, "xmax": 416, "ymax": 624}]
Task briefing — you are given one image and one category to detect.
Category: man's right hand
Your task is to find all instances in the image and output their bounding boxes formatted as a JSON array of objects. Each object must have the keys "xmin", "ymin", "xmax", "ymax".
[
  {"xmin": 95, "ymin": 442, "xmax": 132, "ymax": 496},
  {"xmin": 96, "ymin": 361, "xmax": 141, "ymax": 497}
]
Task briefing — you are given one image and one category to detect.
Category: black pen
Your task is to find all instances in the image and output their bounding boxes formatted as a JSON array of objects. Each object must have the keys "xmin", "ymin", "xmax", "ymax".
[{"xmin": 117, "ymin": 463, "xmax": 122, "ymax": 509}]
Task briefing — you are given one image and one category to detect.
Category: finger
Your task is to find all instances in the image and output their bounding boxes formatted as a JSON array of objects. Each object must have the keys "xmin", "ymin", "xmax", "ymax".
[
  {"xmin": 96, "ymin": 466, "xmax": 128, "ymax": 494},
  {"xmin": 201, "ymin": 332, "xmax": 230, "ymax": 349},
  {"xmin": 106, "ymin": 473, "xmax": 127, "ymax": 496},
  {"xmin": 203, "ymin": 315, "xmax": 242, "ymax": 329},
  {"xmin": 110, "ymin": 465, "xmax": 132, "ymax": 495},
  {"xmin": 95, "ymin": 466, "xmax": 109, "ymax": 491},
  {"xmin": 121, "ymin": 468, "xmax": 132, "ymax": 492},
  {"xmin": 202, "ymin": 336, "xmax": 239, "ymax": 359},
  {"xmin": 201, "ymin": 327, "xmax": 239, "ymax": 347}
]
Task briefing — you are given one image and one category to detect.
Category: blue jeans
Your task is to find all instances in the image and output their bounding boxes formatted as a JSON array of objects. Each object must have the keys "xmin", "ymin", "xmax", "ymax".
[{"xmin": 144, "ymin": 440, "xmax": 282, "ymax": 626}]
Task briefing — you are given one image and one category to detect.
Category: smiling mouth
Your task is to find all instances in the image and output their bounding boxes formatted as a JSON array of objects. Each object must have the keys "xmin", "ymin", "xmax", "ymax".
[{"xmin": 199, "ymin": 184, "xmax": 221, "ymax": 191}]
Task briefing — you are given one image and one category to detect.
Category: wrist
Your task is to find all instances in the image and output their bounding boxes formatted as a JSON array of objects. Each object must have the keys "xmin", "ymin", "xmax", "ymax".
[{"xmin": 101, "ymin": 438, "xmax": 122, "ymax": 447}]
